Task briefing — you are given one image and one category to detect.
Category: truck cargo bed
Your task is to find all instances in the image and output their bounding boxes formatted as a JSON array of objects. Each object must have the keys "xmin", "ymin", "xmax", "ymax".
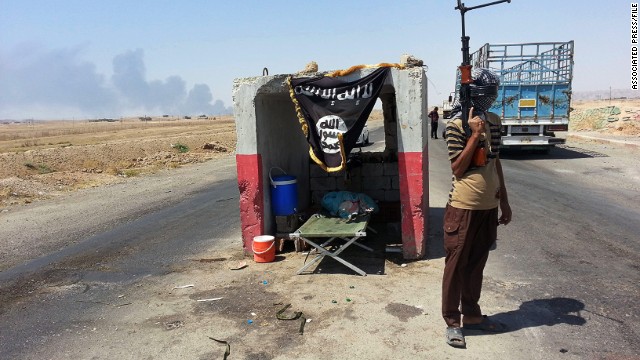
[{"xmin": 453, "ymin": 41, "xmax": 575, "ymax": 148}]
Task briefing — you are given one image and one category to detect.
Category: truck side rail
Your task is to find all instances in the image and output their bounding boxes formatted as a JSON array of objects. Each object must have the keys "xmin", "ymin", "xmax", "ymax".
[{"xmin": 473, "ymin": 42, "xmax": 574, "ymax": 85}]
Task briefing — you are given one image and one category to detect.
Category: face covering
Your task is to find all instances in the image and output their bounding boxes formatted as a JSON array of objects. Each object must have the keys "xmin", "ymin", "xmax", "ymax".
[
  {"xmin": 470, "ymin": 68, "xmax": 500, "ymax": 112},
  {"xmin": 450, "ymin": 67, "xmax": 501, "ymax": 116}
]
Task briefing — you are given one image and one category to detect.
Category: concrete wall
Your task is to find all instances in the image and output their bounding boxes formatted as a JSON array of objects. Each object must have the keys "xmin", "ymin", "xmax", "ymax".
[
  {"xmin": 384, "ymin": 69, "xmax": 429, "ymax": 259},
  {"xmin": 234, "ymin": 76, "xmax": 311, "ymax": 252},
  {"xmin": 255, "ymin": 93, "xmax": 311, "ymax": 225},
  {"xmin": 309, "ymin": 154, "xmax": 400, "ymax": 205},
  {"xmin": 233, "ymin": 66, "xmax": 428, "ymax": 259}
]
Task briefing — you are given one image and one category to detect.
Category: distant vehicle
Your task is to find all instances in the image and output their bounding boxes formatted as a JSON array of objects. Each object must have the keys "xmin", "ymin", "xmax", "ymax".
[
  {"xmin": 446, "ymin": 41, "xmax": 574, "ymax": 153},
  {"xmin": 356, "ymin": 124, "xmax": 370, "ymax": 146},
  {"xmin": 442, "ymin": 92, "xmax": 455, "ymax": 119}
]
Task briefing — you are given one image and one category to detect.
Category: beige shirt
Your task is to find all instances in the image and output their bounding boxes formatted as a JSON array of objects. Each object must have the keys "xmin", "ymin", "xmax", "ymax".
[{"xmin": 445, "ymin": 112, "xmax": 502, "ymax": 210}]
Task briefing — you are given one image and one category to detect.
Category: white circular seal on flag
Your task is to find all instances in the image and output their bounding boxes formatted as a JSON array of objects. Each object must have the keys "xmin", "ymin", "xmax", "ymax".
[{"xmin": 316, "ymin": 115, "xmax": 347, "ymax": 154}]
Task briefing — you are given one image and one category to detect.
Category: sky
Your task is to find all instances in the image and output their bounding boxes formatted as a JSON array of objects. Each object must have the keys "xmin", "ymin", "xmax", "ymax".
[{"xmin": 0, "ymin": 0, "xmax": 631, "ymax": 120}]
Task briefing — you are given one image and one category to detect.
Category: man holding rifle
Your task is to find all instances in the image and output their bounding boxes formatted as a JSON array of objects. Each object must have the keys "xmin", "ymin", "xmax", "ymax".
[{"xmin": 442, "ymin": 68, "xmax": 512, "ymax": 348}]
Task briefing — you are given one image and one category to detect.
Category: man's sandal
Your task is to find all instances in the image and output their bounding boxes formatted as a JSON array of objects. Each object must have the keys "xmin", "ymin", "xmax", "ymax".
[
  {"xmin": 462, "ymin": 315, "xmax": 507, "ymax": 332},
  {"xmin": 446, "ymin": 327, "xmax": 466, "ymax": 348}
]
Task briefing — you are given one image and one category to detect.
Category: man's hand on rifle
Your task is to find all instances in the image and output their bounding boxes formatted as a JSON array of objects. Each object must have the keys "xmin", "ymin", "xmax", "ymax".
[{"xmin": 468, "ymin": 107, "xmax": 485, "ymax": 136}]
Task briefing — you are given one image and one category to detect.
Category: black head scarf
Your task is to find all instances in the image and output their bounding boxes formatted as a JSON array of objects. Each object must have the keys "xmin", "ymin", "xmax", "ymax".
[{"xmin": 450, "ymin": 68, "xmax": 500, "ymax": 118}]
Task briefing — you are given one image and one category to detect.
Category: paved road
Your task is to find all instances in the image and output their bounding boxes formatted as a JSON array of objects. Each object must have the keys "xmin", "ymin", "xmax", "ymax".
[
  {"xmin": 0, "ymin": 157, "xmax": 243, "ymax": 358},
  {"xmin": 306, "ymin": 122, "xmax": 639, "ymax": 356},
  {"xmin": 429, "ymin": 136, "xmax": 640, "ymax": 357},
  {"xmin": 0, "ymin": 127, "xmax": 639, "ymax": 359}
]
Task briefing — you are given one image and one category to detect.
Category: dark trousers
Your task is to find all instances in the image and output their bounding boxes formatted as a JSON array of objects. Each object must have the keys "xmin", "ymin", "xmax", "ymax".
[
  {"xmin": 441, "ymin": 204, "xmax": 498, "ymax": 327},
  {"xmin": 430, "ymin": 121, "xmax": 438, "ymax": 138}
]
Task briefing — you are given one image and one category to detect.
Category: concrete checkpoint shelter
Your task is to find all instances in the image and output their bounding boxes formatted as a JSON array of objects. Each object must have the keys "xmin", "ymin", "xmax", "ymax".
[{"xmin": 233, "ymin": 65, "xmax": 428, "ymax": 259}]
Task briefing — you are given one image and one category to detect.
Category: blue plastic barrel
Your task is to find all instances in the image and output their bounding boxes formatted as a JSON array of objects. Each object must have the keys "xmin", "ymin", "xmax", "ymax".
[{"xmin": 270, "ymin": 168, "xmax": 297, "ymax": 216}]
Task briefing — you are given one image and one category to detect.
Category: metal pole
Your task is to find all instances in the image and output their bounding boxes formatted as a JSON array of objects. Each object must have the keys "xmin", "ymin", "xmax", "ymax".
[{"xmin": 454, "ymin": 0, "xmax": 511, "ymax": 135}]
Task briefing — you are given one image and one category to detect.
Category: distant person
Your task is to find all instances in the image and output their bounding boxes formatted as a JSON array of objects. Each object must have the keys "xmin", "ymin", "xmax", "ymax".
[
  {"xmin": 441, "ymin": 68, "xmax": 512, "ymax": 349},
  {"xmin": 429, "ymin": 106, "xmax": 440, "ymax": 139}
]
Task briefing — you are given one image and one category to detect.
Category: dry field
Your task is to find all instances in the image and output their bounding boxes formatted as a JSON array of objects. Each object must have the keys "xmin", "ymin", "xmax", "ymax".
[
  {"xmin": 570, "ymin": 98, "xmax": 640, "ymax": 135},
  {"xmin": 0, "ymin": 116, "xmax": 236, "ymax": 207}
]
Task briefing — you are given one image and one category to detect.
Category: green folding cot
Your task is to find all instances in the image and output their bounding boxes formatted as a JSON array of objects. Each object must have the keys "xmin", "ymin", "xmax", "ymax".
[{"xmin": 290, "ymin": 214, "xmax": 373, "ymax": 276}]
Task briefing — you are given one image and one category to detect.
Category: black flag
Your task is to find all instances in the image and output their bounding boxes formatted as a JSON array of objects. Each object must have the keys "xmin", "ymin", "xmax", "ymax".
[{"xmin": 288, "ymin": 67, "xmax": 389, "ymax": 172}]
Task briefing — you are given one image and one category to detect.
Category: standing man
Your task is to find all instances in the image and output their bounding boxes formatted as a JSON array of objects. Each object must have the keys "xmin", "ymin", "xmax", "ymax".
[
  {"xmin": 441, "ymin": 68, "xmax": 512, "ymax": 348},
  {"xmin": 429, "ymin": 106, "xmax": 440, "ymax": 139}
]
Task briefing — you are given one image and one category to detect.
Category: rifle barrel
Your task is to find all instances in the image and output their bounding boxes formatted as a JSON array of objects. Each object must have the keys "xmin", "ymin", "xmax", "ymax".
[{"xmin": 454, "ymin": 0, "xmax": 511, "ymax": 136}]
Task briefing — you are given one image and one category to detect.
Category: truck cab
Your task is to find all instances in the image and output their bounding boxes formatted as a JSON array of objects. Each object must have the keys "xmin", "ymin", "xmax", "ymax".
[{"xmin": 442, "ymin": 92, "xmax": 456, "ymax": 119}]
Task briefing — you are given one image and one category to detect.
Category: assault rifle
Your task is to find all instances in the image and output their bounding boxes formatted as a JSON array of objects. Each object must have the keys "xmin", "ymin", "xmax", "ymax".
[{"xmin": 455, "ymin": 0, "xmax": 511, "ymax": 136}]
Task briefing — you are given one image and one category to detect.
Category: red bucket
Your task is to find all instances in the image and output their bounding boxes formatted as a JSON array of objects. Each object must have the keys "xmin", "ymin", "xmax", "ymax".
[{"xmin": 252, "ymin": 235, "xmax": 275, "ymax": 263}]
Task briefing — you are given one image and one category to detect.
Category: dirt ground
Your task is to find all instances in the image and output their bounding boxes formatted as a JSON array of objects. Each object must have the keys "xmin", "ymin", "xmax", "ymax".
[
  {"xmin": 570, "ymin": 98, "xmax": 640, "ymax": 135},
  {"xmin": 0, "ymin": 115, "xmax": 237, "ymax": 208},
  {"xmin": 1, "ymin": 104, "xmax": 639, "ymax": 359}
]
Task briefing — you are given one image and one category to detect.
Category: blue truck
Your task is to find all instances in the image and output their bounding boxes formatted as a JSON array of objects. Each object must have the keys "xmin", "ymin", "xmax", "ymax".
[{"xmin": 449, "ymin": 41, "xmax": 575, "ymax": 152}]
